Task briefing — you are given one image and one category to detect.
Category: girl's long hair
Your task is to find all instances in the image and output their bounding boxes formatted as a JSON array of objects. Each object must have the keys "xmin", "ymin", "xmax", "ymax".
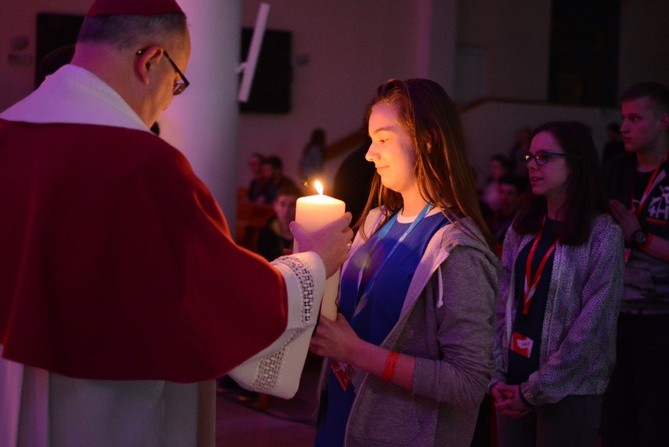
[{"xmin": 358, "ymin": 78, "xmax": 492, "ymax": 248}]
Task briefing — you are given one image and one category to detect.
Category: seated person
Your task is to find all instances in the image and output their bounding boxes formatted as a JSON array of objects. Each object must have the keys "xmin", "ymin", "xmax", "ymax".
[
  {"xmin": 257, "ymin": 183, "xmax": 303, "ymax": 261},
  {"xmin": 481, "ymin": 154, "xmax": 512, "ymax": 212},
  {"xmin": 246, "ymin": 152, "xmax": 269, "ymax": 203},
  {"xmin": 262, "ymin": 155, "xmax": 299, "ymax": 204}
]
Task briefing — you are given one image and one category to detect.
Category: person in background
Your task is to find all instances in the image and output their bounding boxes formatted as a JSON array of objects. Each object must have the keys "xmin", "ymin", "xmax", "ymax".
[
  {"xmin": 246, "ymin": 152, "xmax": 269, "ymax": 203},
  {"xmin": 257, "ymin": 183, "xmax": 304, "ymax": 262},
  {"xmin": 310, "ymin": 78, "xmax": 499, "ymax": 447},
  {"xmin": 481, "ymin": 153, "xmax": 512, "ymax": 213},
  {"xmin": 333, "ymin": 135, "xmax": 375, "ymax": 226},
  {"xmin": 487, "ymin": 174, "xmax": 527, "ymax": 257},
  {"xmin": 299, "ymin": 127, "xmax": 326, "ymax": 188},
  {"xmin": 600, "ymin": 81, "xmax": 669, "ymax": 447},
  {"xmin": 601, "ymin": 122, "xmax": 625, "ymax": 165},
  {"xmin": 491, "ymin": 121, "xmax": 624, "ymax": 447},
  {"xmin": 262, "ymin": 154, "xmax": 299, "ymax": 204},
  {"xmin": 0, "ymin": 0, "xmax": 353, "ymax": 445},
  {"xmin": 508, "ymin": 126, "xmax": 532, "ymax": 178},
  {"xmin": 35, "ymin": 44, "xmax": 76, "ymax": 87}
]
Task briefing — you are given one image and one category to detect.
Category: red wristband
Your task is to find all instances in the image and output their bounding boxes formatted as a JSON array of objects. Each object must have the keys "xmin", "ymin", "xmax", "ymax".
[{"xmin": 382, "ymin": 351, "xmax": 399, "ymax": 382}]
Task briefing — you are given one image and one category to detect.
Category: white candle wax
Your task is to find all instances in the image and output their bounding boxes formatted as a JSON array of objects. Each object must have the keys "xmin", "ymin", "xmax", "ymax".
[
  {"xmin": 295, "ymin": 186, "xmax": 345, "ymax": 320},
  {"xmin": 295, "ymin": 194, "xmax": 346, "ymax": 232}
]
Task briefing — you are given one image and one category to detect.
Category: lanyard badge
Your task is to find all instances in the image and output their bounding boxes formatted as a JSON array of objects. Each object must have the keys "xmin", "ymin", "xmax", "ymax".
[
  {"xmin": 330, "ymin": 360, "xmax": 354, "ymax": 391},
  {"xmin": 510, "ymin": 331, "xmax": 534, "ymax": 358}
]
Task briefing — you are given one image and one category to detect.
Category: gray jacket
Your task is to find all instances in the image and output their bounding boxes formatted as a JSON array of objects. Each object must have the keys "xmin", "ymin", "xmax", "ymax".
[
  {"xmin": 319, "ymin": 208, "xmax": 499, "ymax": 447},
  {"xmin": 492, "ymin": 214, "xmax": 624, "ymax": 406}
]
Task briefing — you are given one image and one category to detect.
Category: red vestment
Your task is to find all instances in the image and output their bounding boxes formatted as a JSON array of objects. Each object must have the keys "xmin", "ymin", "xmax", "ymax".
[{"xmin": 0, "ymin": 119, "xmax": 288, "ymax": 382}]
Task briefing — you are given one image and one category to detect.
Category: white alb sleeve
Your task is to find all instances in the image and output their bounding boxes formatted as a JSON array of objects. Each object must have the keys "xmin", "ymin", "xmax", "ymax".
[{"xmin": 227, "ymin": 251, "xmax": 326, "ymax": 399}]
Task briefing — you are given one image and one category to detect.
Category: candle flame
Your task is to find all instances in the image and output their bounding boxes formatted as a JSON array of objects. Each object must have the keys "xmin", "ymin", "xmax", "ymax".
[{"xmin": 314, "ymin": 180, "xmax": 324, "ymax": 195}]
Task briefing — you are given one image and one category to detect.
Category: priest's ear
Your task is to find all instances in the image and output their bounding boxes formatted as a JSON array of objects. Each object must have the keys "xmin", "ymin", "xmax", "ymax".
[{"xmin": 134, "ymin": 46, "xmax": 164, "ymax": 87}]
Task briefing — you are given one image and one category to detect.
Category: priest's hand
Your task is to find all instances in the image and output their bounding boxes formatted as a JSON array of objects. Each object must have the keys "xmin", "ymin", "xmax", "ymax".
[{"xmin": 290, "ymin": 213, "xmax": 353, "ymax": 278}]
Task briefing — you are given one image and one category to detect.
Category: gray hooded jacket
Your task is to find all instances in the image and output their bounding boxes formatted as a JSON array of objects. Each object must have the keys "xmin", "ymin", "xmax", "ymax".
[{"xmin": 318, "ymin": 207, "xmax": 499, "ymax": 447}]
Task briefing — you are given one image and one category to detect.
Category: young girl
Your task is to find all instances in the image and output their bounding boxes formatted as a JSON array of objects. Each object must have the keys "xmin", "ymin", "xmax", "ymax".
[
  {"xmin": 491, "ymin": 121, "xmax": 624, "ymax": 447},
  {"xmin": 309, "ymin": 79, "xmax": 499, "ymax": 447}
]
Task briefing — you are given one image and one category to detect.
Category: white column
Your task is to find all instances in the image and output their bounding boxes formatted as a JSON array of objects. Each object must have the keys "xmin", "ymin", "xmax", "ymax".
[
  {"xmin": 160, "ymin": 0, "xmax": 241, "ymax": 225},
  {"xmin": 414, "ymin": 0, "xmax": 458, "ymax": 94}
]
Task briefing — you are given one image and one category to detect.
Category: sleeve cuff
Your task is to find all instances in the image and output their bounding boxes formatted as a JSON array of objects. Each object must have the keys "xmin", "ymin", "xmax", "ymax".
[
  {"xmin": 271, "ymin": 252, "xmax": 325, "ymax": 330},
  {"xmin": 518, "ymin": 384, "xmax": 535, "ymax": 409},
  {"xmin": 226, "ymin": 251, "xmax": 325, "ymax": 399}
]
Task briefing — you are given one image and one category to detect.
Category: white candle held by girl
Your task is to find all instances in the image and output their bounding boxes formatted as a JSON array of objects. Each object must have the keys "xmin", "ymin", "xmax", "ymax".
[{"xmin": 295, "ymin": 181, "xmax": 346, "ymax": 320}]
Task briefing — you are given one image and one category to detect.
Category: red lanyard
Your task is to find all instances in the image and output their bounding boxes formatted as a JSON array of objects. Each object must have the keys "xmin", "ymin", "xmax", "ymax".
[
  {"xmin": 633, "ymin": 161, "xmax": 664, "ymax": 217},
  {"xmin": 523, "ymin": 218, "xmax": 558, "ymax": 316}
]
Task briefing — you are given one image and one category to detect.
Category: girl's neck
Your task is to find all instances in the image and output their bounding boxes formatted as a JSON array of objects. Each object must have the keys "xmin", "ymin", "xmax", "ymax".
[
  {"xmin": 546, "ymin": 196, "xmax": 566, "ymax": 221},
  {"xmin": 400, "ymin": 188, "xmax": 428, "ymax": 217}
]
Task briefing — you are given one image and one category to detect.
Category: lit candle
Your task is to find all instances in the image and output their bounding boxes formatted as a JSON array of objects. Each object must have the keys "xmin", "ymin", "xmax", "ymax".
[{"xmin": 295, "ymin": 181, "xmax": 346, "ymax": 320}]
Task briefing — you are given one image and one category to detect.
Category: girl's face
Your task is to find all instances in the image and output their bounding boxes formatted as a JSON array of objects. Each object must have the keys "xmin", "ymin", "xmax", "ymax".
[
  {"xmin": 365, "ymin": 103, "xmax": 417, "ymax": 196},
  {"xmin": 527, "ymin": 131, "xmax": 571, "ymax": 202}
]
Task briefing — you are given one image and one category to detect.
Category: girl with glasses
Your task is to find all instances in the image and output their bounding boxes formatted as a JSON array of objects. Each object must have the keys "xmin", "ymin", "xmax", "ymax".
[{"xmin": 491, "ymin": 121, "xmax": 624, "ymax": 447}]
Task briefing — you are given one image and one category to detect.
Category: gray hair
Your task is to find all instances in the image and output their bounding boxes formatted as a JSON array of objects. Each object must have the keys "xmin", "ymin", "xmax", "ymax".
[{"xmin": 77, "ymin": 13, "xmax": 187, "ymax": 50}]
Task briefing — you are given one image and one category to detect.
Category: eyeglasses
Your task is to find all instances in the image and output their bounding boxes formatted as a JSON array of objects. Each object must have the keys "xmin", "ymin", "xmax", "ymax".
[
  {"xmin": 136, "ymin": 48, "xmax": 190, "ymax": 95},
  {"xmin": 522, "ymin": 151, "xmax": 567, "ymax": 166}
]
